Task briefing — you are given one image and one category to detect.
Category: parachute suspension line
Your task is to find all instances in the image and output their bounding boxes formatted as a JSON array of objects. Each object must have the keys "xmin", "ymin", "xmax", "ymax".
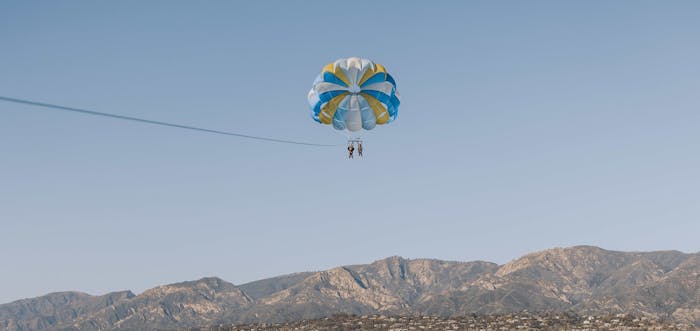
[{"xmin": 0, "ymin": 96, "xmax": 337, "ymax": 147}]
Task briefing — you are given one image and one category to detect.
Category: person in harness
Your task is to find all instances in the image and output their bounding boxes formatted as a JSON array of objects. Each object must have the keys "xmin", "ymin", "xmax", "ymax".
[
  {"xmin": 357, "ymin": 141, "xmax": 363, "ymax": 157},
  {"xmin": 347, "ymin": 142, "xmax": 355, "ymax": 159}
]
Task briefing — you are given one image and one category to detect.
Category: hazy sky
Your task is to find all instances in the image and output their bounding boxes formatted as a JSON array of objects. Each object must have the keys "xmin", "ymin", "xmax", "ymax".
[{"xmin": 1, "ymin": 1, "xmax": 699, "ymax": 304}]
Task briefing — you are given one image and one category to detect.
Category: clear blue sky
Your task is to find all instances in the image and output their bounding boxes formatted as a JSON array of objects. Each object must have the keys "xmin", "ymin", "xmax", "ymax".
[{"xmin": 1, "ymin": 1, "xmax": 699, "ymax": 304}]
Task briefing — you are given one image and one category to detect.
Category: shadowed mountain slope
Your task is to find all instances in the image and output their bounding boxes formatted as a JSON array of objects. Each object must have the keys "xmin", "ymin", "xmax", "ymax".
[
  {"xmin": 0, "ymin": 291, "xmax": 134, "ymax": 331},
  {"xmin": 238, "ymin": 272, "xmax": 315, "ymax": 301}
]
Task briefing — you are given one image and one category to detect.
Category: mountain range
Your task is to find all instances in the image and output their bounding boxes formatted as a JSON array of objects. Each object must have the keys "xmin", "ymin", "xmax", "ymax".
[{"xmin": 1, "ymin": 246, "xmax": 698, "ymax": 330}]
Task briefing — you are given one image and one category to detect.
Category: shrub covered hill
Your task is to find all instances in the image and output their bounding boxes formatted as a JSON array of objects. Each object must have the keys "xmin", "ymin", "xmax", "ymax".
[{"xmin": 1, "ymin": 246, "xmax": 698, "ymax": 330}]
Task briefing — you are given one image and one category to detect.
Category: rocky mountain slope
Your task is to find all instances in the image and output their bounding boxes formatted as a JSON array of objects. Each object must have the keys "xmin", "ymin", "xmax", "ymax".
[
  {"xmin": 1, "ymin": 246, "xmax": 697, "ymax": 331},
  {"xmin": 0, "ymin": 291, "xmax": 134, "ymax": 331}
]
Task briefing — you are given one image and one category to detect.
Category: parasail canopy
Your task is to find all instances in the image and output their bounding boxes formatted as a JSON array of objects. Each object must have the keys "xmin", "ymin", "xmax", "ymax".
[{"xmin": 308, "ymin": 57, "xmax": 400, "ymax": 132}]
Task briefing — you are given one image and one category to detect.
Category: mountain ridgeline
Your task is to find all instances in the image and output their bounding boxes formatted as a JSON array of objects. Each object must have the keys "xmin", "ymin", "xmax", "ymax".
[{"xmin": 1, "ymin": 246, "xmax": 698, "ymax": 330}]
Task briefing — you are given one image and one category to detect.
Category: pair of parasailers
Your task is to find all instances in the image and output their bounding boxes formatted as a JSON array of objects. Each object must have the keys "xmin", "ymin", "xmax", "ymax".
[{"xmin": 347, "ymin": 142, "xmax": 363, "ymax": 158}]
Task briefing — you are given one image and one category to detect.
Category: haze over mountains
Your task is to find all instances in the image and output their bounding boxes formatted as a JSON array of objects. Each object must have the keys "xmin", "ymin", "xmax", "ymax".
[{"xmin": 1, "ymin": 246, "xmax": 698, "ymax": 331}]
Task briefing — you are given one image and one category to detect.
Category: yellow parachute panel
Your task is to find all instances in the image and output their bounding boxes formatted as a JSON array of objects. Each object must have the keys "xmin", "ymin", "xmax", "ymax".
[
  {"xmin": 361, "ymin": 92, "xmax": 389, "ymax": 125},
  {"xmin": 318, "ymin": 93, "xmax": 348, "ymax": 124}
]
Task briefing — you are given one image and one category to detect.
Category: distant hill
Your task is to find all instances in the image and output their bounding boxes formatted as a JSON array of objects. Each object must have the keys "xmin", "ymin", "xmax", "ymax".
[{"xmin": 1, "ymin": 246, "xmax": 698, "ymax": 330}]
